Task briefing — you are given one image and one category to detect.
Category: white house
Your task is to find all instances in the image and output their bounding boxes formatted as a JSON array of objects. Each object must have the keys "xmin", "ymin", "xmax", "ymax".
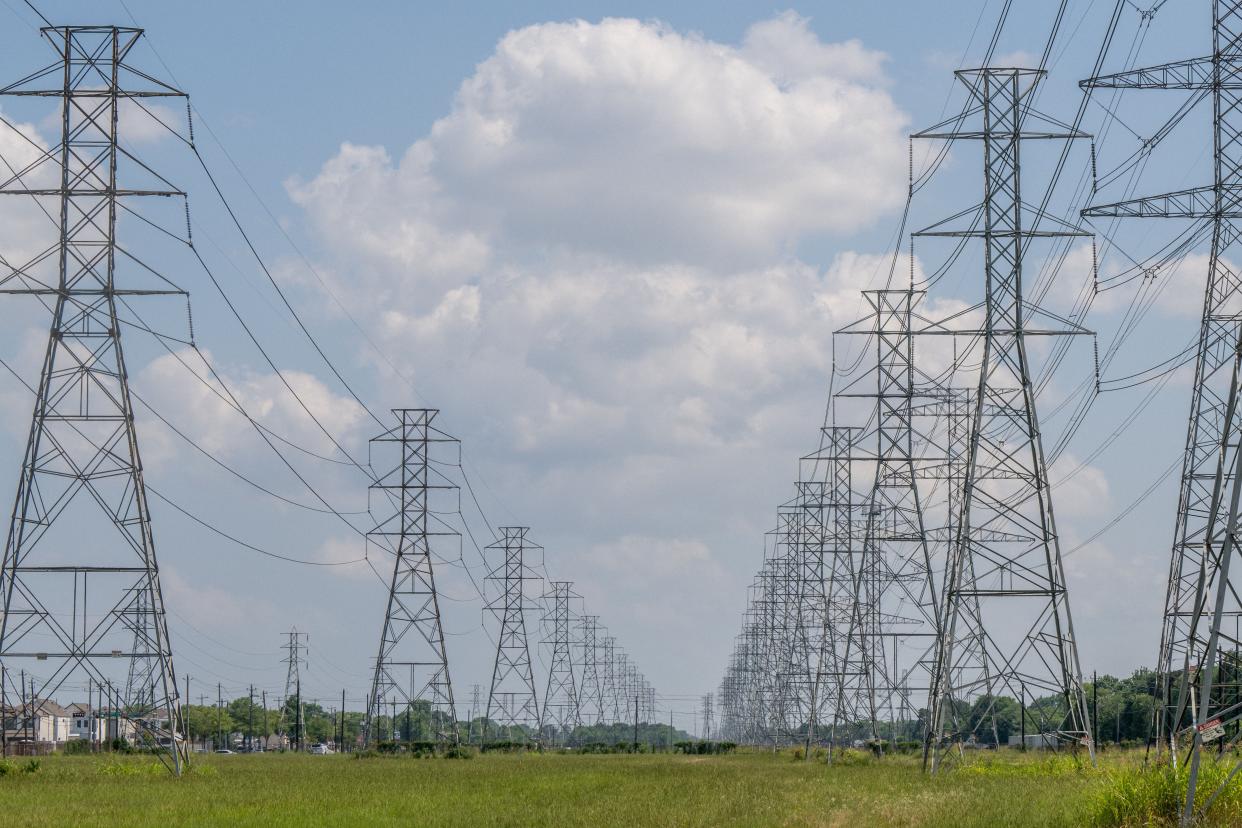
[
  {"xmin": 67, "ymin": 702, "xmax": 106, "ymax": 743},
  {"xmin": 2, "ymin": 699, "xmax": 72, "ymax": 744}
]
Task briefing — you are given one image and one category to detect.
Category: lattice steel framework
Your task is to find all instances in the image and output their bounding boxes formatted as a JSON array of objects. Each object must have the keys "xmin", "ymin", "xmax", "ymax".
[
  {"xmin": 577, "ymin": 614, "xmax": 603, "ymax": 725},
  {"xmin": 837, "ymin": 290, "xmax": 941, "ymax": 746},
  {"xmin": 0, "ymin": 25, "xmax": 188, "ymax": 773},
  {"xmin": 602, "ymin": 635, "xmax": 620, "ymax": 723},
  {"xmin": 1082, "ymin": 5, "xmax": 1242, "ymax": 822},
  {"xmin": 701, "ymin": 692, "xmax": 714, "ymax": 741},
  {"xmin": 810, "ymin": 426, "xmax": 873, "ymax": 756},
  {"xmin": 540, "ymin": 580, "xmax": 579, "ymax": 741},
  {"xmin": 485, "ymin": 526, "xmax": 542, "ymax": 740},
  {"xmin": 363, "ymin": 409, "xmax": 459, "ymax": 746},
  {"xmin": 918, "ymin": 68, "xmax": 1093, "ymax": 769},
  {"xmin": 277, "ymin": 629, "xmax": 307, "ymax": 750}
]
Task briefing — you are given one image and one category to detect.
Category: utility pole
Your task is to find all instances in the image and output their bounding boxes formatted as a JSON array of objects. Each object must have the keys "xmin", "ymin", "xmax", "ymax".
[
  {"xmin": 633, "ymin": 694, "xmax": 639, "ymax": 750},
  {"xmin": 216, "ymin": 683, "xmax": 222, "ymax": 751},
  {"xmin": 248, "ymin": 686, "xmax": 255, "ymax": 752},
  {"xmin": 1082, "ymin": 7, "xmax": 1242, "ymax": 822},
  {"xmin": 20, "ymin": 670, "xmax": 27, "ymax": 746},
  {"xmin": 0, "ymin": 24, "xmax": 189, "ymax": 775},
  {"xmin": 485, "ymin": 527, "xmax": 543, "ymax": 743},
  {"xmin": 340, "ymin": 689, "xmax": 346, "ymax": 753},
  {"xmin": 364, "ymin": 409, "xmax": 460, "ymax": 747},
  {"xmin": 261, "ymin": 691, "xmax": 268, "ymax": 751},
  {"xmin": 1092, "ymin": 672, "xmax": 1098, "ymax": 751},
  {"xmin": 296, "ymin": 677, "xmax": 302, "ymax": 753},
  {"xmin": 919, "ymin": 67, "xmax": 1094, "ymax": 771}
]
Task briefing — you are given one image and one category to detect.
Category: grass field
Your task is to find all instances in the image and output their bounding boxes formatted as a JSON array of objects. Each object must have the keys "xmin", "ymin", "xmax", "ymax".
[{"xmin": 0, "ymin": 747, "xmax": 1232, "ymax": 827}]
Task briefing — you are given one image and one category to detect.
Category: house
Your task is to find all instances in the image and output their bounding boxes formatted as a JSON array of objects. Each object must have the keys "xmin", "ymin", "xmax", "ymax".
[
  {"xmin": 2, "ymin": 699, "xmax": 72, "ymax": 746},
  {"xmin": 95, "ymin": 707, "xmax": 139, "ymax": 743},
  {"xmin": 67, "ymin": 703, "xmax": 107, "ymax": 743}
]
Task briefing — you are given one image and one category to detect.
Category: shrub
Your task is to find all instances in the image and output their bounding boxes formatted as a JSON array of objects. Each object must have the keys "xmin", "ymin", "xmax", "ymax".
[
  {"xmin": 831, "ymin": 748, "xmax": 872, "ymax": 767},
  {"xmin": 62, "ymin": 739, "xmax": 93, "ymax": 755},
  {"xmin": 480, "ymin": 741, "xmax": 538, "ymax": 754},
  {"xmin": 672, "ymin": 741, "xmax": 737, "ymax": 756}
]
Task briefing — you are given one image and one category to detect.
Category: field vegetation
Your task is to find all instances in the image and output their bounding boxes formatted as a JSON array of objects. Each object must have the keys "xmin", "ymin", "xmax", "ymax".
[{"xmin": 4, "ymin": 745, "xmax": 1240, "ymax": 826}]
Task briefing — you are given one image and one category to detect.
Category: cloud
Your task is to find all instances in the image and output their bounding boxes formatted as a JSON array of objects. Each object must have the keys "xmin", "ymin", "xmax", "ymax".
[
  {"xmin": 1050, "ymin": 454, "xmax": 1112, "ymax": 520},
  {"xmin": 280, "ymin": 14, "xmax": 915, "ymax": 690},
  {"xmin": 134, "ymin": 347, "xmax": 368, "ymax": 469},
  {"xmin": 288, "ymin": 14, "xmax": 907, "ymax": 273}
]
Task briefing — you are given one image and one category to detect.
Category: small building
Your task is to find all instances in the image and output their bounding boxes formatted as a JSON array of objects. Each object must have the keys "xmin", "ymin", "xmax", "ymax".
[
  {"xmin": 2, "ymin": 699, "xmax": 72, "ymax": 747},
  {"xmin": 1008, "ymin": 732, "xmax": 1059, "ymax": 750},
  {"xmin": 67, "ymin": 702, "xmax": 106, "ymax": 743}
]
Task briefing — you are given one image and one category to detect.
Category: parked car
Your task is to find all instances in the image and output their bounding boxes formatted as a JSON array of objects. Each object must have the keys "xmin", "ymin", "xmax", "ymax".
[
  {"xmin": 310, "ymin": 743, "xmax": 332, "ymax": 755},
  {"xmin": 214, "ymin": 749, "xmax": 235, "ymax": 754}
]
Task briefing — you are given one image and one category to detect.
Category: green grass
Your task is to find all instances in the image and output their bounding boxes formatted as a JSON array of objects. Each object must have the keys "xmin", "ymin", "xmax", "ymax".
[{"xmin": 0, "ymin": 747, "xmax": 1232, "ymax": 827}]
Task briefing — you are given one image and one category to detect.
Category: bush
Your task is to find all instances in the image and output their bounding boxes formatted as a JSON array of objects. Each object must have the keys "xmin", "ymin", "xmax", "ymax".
[
  {"xmin": 672, "ymin": 741, "xmax": 737, "ymax": 756},
  {"xmin": 831, "ymin": 748, "xmax": 872, "ymax": 767},
  {"xmin": 480, "ymin": 741, "xmax": 538, "ymax": 754},
  {"xmin": 62, "ymin": 739, "xmax": 93, "ymax": 755},
  {"xmin": 442, "ymin": 746, "xmax": 474, "ymax": 760}
]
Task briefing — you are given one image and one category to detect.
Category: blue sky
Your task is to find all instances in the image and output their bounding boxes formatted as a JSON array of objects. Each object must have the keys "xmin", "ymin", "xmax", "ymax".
[{"xmin": 0, "ymin": 0, "xmax": 1212, "ymax": 728}]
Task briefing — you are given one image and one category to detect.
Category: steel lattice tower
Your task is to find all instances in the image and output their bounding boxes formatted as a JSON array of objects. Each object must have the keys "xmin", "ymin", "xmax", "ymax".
[
  {"xmin": 791, "ymin": 474, "xmax": 831, "ymax": 752},
  {"xmin": 277, "ymin": 629, "xmax": 307, "ymax": 750},
  {"xmin": 0, "ymin": 25, "xmax": 188, "ymax": 773},
  {"xmin": 837, "ymin": 289, "xmax": 941, "ymax": 747},
  {"xmin": 701, "ymin": 693, "xmax": 714, "ymax": 741},
  {"xmin": 919, "ymin": 68, "xmax": 1093, "ymax": 769},
  {"xmin": 485, "ymin": 526, "xmax": 542, "ymax": 741},
  {"xmin": 810, "ymin": 426, "xmax": 871, "ymax": 756},
  {"xmin": 364, "ymin": 409, "xmax": 459, "ymax": 746},
  {"xmin": 540, "ymin": 580, "xmax": 579, "ymax": 742},
  {"xmin": 577, "ymin": 614, "xmax": 603, "ymax": 725},
  {"xmin": 1082, "ymin": 5, "xmax": 1242, "ymax": 821},
  {"xmin": 602, "ymin": 635, "xmax": 620, "ymax": 723}
]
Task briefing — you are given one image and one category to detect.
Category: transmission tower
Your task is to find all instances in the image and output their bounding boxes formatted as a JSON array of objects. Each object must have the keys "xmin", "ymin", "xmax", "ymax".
[
  {"xmin": 602, "ymin": 635, "xmax": 620, "ymax": 723},
  {"xmin": 124, "ymin": 590, "xmax": 156, "ymax": 713},
  {"xmin": 0, "ymin": 24, "xmax": 190, "ymax": 773},
  {"xmin": 918, "ymin": 67, "xmax": 1094, "ymax": 769},
  {"xmin": 278, "ymin": 629, "xmax": 308, "ymax": 751},
  {"xmin": 485, "ymin": 526, "xmax": 542, "ymax": 742},
  {"xmin": 1081, "ymin": 6, "xmax": 1242, "ymax": 822},
  {"xmin": 468, "ymin": 683, "xmax": 481, "ymax": 744},
  {"xmin": 363, "ymin": 409, "xmax": 460, "ymax": 746},
  {"xmin": 836, "ymin": 289, "xmax": 942, "ymax": 747},
  {"xmin": 540, "ymin": 581, "xmax": 580, "ymax": 742},
  {"xmin": 701, "ymin": 693, "xmax": 714, "ymax": 741},
  {"xmin": 801, "ymin": 425, "xmax": 870, "ymax": 757},
  {"xmin": 577, "ymin": 614, "xmax": 604, "ymax": 724}
]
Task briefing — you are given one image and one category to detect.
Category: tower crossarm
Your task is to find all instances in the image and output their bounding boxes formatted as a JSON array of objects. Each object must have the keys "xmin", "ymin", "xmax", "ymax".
[
  {"xmin": 1081, "ymin": 185, "xmax": 1239, "ymax": 219},
  {"xmin": 1081, "ymin": 56, "xmax": 1225, "ymax": 90}
]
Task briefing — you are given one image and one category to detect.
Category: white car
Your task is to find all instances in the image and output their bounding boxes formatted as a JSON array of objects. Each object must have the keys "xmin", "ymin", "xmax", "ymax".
[{"xmin": 310, "ymin": 743, "xmax": 331, "ymax": 755}]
